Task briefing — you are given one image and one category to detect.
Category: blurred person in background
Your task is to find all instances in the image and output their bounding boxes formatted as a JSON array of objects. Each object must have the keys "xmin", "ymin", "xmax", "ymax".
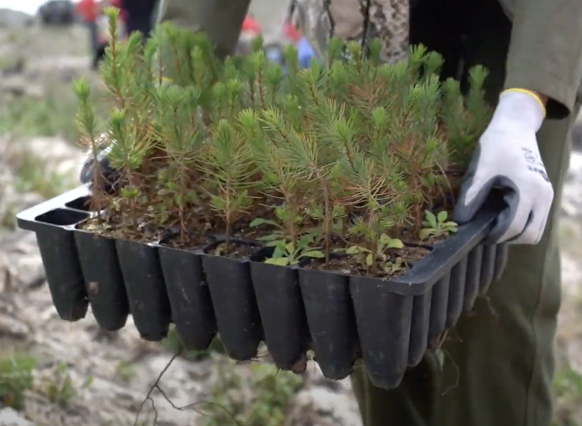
[
  {"xmin": 75, "ymin": 0, "xmax": 99, "ymax": 57},
  {"xmin": 234, "ymin": 15, "xmax": 262, "ymax": 56},
  {"xmin": 118, "ymin": 0, "xmax": 158, "ymax": 39}
]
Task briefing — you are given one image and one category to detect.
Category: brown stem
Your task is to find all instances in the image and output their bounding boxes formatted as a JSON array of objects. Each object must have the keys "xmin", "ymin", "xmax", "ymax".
[
  {"xmin": 368, "ymin": 209, "xmax": 378, "ymax": 274},
  {"xmin": 224, "ymin": 188, "xmax": 232, "ymax": 256},
  {"xmin": 125, "ymin": 169, "xmax": 137, "ymax": 230},
  {"xmin": 171, "ymin": 43, "xmax": 184, "ymax": 83},
  {"xmin": 179, "ymin": 171, "xmax": 186, "ymax": 244},
  {"xmin": 257, "ymin": 69, "xmax": 265, "ymax": 108},
  {"xmin": 225, "ymin": 219, "xmax": 231, "ymax": 256},
  {"xmin": 158, "ymin": 49, "xmax": 163, "ymax": 86},
  {"xmin": 281, "ymin": 184, "xmax": 297, "ymax": 246},
  {"xmin": 342, "ymin": 206, "xmax": 351, "ymax": 235},
  {"xmin": 249, "ymin": 79, "xmax": 256, "ymax": 107},
  {"xmin": 321, "ymin": 180, "xmax": 332, "ymax": 268}
]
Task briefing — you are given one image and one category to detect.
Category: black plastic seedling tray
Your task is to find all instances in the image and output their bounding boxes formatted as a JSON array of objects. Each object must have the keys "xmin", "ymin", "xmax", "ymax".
[{"xmin": 16, "ymin": 184, "xmax": 508, "ymax": 390}]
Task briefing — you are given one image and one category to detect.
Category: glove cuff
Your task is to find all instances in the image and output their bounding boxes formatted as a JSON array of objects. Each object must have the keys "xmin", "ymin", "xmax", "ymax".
[
  {"xmin": 494, "ymin": 89, "xmax": 546, "ymax": 132},
  {"xmin": 501, "ymin": 88, "xmax": 547, "ymax": 117}
]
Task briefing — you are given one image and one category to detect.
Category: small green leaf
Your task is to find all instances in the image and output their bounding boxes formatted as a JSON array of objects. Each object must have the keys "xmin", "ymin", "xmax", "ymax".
[
  {"xmin": 297, "ymin": 233, "xmax": 315, "ymax": 251},
  {"xmin": 365, "ymin": 253, "xmax": 373, "ymax": 266},
  {"xmin": 379, "ymin": 233, "xmax": 390, "ymax": 245},
  {"xmin": 250, "ymin": 218, "xmax": 266, "ymax": 227},
  {"xmin": 256, "ymin": 234, "xmax": 282, "ymax": 242},
  {"xmin": 265, "ymin": 257, "xmax": 290, "ymax": 266},
  {"xmin": 301, "ymin": 250, "xmax": 325, "ymax": 258},
  {"xmin": 250, "ymin": 218, "xmax": 280, "ymax": 228},
  {"xmin": 346, "ymin": 245, "xmax": 368, "ymax": 255},
  {"xmin": 419, "ymin": 228, "xmax": 434, "ymax": 240},
  {"xmin": 272, "ymin": 242, "xmax": 287, "ymax": 258},
  {"xmin": 388, "ymin": 238, "xmax": 404, "ymax": 249},
  {"xmin": 437, "ymin": 210, "xmax": 448, "ymax": 224},
  {"xmin": 379, "ymin": 234, "xmax": 404, "ymax": 249},
  {"xmin": 425, "ymin": 210, "xmax": 438, "ymax": 229},
  {"xmin": 285, "ymin": 241, "xmax": 295, "ymax": 254}
]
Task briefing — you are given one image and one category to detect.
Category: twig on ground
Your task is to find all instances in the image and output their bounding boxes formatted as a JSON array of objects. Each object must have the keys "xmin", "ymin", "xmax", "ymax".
[
  {"xmin": 133, "ymin": 351, "xmax": 243, "ymax": 426},
  {"xmin": 133, "ymin": 352, "xmax": 179, "ymax": 426}
]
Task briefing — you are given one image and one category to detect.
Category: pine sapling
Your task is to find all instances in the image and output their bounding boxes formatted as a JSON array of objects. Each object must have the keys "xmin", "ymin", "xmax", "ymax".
[
  {"xmin": 74, "ymin": 78, "xmax": 104, "ymax": 216},
  {"xmin": 101, "ymin": 7, "xmax": 126, "ymax": 108},
  {"xmin": 200, "ymin": 120, "xmax": 255, "ymax": 255},
  {"xmin": 261, "ymin": 108, "xmax": 338, "ymax": 266},
  {"xmin": 107, "ymin": 108, "xmax": 150, "ymax": 229},
  {"xmin": 156, "ymin": 84, "xmax": 206, "ymax": 244},
  {"xmin": 239, "ymin": 109, "xmax": 303, "ymax": 247}
]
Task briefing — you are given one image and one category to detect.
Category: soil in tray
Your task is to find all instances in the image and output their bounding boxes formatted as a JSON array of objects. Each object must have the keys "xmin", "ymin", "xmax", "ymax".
[
  {"xmin": 303, "ymin": 244, "xmax": 432, "ymax": 279},
  {"xmin": 205, "ymin": 240, "xmax": 258, "ymax": 258}
]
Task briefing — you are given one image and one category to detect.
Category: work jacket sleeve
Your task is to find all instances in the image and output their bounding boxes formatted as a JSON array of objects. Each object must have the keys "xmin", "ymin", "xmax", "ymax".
[
  {"xmin": 156, "ymin": 0, "xmax": 252, "ymax": 59},
  {"xmin": 503, "ymin": 0, "xmax": 582, "ymax": 119}
]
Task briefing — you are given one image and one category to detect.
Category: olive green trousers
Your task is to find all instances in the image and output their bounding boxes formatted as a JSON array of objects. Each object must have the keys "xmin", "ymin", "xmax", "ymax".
[
  {"xmin": 351, "ymin": 0, "xmax": 574, "ymax": 425},
  {"xmin": 155, "ymin": 0, "xmax": 574, "ymax": 424}
]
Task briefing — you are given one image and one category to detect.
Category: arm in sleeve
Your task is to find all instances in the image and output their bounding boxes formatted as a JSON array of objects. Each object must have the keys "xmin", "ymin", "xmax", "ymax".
[
  {"xmin": 503, "ymin": 0, "xmax": 582, "ymax": 119},
  {"xmin": 155, "ymin": 0, "xmax": 252, "ymax": 59}
]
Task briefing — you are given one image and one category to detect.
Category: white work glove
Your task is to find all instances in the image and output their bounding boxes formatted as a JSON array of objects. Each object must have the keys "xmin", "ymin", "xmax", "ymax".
[{"xmin": 452, "ymin": 89, "xmax": 553, "ymax": 245}]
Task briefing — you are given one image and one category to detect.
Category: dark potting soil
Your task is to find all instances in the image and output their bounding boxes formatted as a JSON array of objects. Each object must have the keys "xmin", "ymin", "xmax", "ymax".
[{"xmin": 207, "ymin": 241, "xmax": 258, "ymax": 258}]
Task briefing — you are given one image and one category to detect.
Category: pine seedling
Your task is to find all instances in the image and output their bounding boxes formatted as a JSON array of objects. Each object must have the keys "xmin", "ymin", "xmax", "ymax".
[
  {"xmin": 263, "ymin": 58, "xmax": 285, "ymax": 106},
  {"xmin": 125, "ymin": 31, "xmax": 157, "ymax": 113},
  {"xmin": 242, "ymin": 48, "xmax": 260, "ymax": 108},
  {"xmin": 407, "ymin": 44, "xmax": 429, "ymax": 83},
  {"xmin": 281, "ymin": 43, "xmax": 304, "ymax": 99},
  {"xmin": 239, "ymin": 109, "xmax": 304, "ymax": 246},
  {"xmin": 74, "ymin": 78, "xmax": 105, "ymax": 215},
  {"xmin": 155, "ymin": 83, "xmax": 207, "ymax": 243},
  {"xmin": 101, "ymin": 7, "xmax": 126, "ymax": 108},
  {"xmin": 440, "ymin": 65, "xmax": 492, "ymax": 169},
  {"xmin": 422, "ymin": 51, "xmax": 444, "ymax": 79},
  {"xmin": 160, "ymin": 23, "xmax": 192, "ymax": 86},
  {"xmin": 340, "ymin": 150, "xmax": 398, "ymax": 273},
  {"xmin": 107, "ymin": 107, "xmax": 151, "ymax": 228},
  {"xmin": 327, "ymin": 37, "xmax": 346, "ymax": 67},
  {"xmin": 261, "ymin": 108, "xmax": 338, "ymax": 266},
  {"xmin": 440, "ymin": 77, "xmax": 468, "ymax": 166},
  {"xmin": 191, "ymin": 43, "xmax": 218, "ymax": 110},
  {"xmin": 462, "ymin": 65, "xmax": 491, "ymax": 161},
  {"xmin": 200, "ymin": 120, "xmax": 256, "ymax": 254}
]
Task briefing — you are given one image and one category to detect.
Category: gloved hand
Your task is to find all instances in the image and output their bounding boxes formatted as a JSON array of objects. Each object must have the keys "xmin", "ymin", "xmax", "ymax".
[{"xmin": 452, "ymin": 89, "xmax": 553, "ymax": 245}]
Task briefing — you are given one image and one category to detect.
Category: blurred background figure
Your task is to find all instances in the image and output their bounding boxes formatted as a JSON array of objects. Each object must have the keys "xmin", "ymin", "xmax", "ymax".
[
  {"xmin": 74, "ymin": 0, "xmax": 98, "ymax": 60},
  {"xmin": 235, "ymin": 15, "xmax": 263, "ymax": 56},
  {"xmin": 118, "ymin": 0, "xmax": 157, "ymax": 38}
]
